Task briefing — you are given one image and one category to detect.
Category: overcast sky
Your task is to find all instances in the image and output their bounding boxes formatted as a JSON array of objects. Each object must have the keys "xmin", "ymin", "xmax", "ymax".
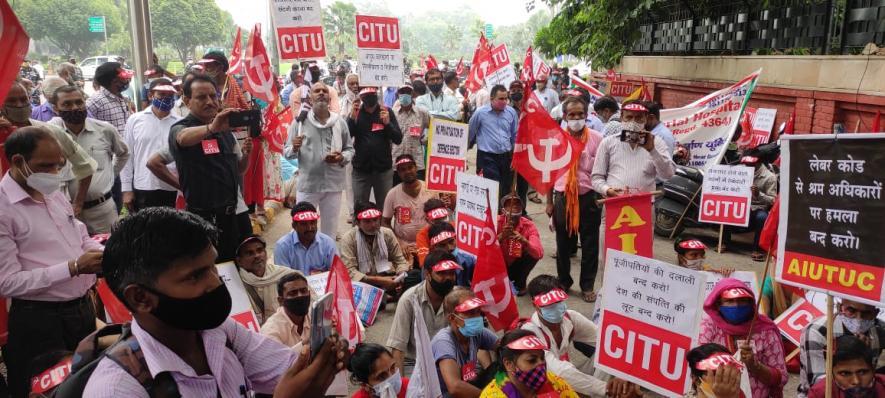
[{"xmin": 215, "ymin": 0, "xmax": 547, "ymax": 30}]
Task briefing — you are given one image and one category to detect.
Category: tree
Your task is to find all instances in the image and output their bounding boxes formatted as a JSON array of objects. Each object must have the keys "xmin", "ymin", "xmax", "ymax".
[
  {"xmin": 442, "ymin": 23, "xmax": 462, "ymax": 54},
  {"xmin": 323, "ymin": 1, "xmax": 357, "ymax": 57},
  {"xmin": 13, "ymin": 0, "xmax": 124, "ymax": 58},
  {"xmin": 150, "ymin": 0, "xmax": 233, "ymax": 63}
]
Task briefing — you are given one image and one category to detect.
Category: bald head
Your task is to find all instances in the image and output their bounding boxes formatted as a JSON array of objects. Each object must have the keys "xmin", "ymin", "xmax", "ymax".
[{"xmin": 41, "ymin": 77, "xmax": 69, "ymax": 99}]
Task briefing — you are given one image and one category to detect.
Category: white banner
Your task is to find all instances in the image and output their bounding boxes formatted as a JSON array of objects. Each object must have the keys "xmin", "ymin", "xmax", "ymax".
[
  {"xmin": 698, "ymin": 165, "xmax": 754, "ymax": 227},
  {"xmin": 271, "ymin": 0, "xmax": 326, "ymax": 60},
  {"xmin": 217, "ymin": 262, "xmax": 261, "ymax": 332},
  {"xmin": 454, "ymin": 172, "xmax": 499, "ymax": 258},
  {"xmin": 484, "ymin": 44, "xmax": 516, "ymax": 88},
  {"xmin": 356, "ymin": 15, "xmax": 403, "ymax": 87},
  {"xmin": 426, "ymin": 118, "xmax": 469, "ymax": 192},
  {"xmin": 661, "ymin": 69, "xmax": 760, "ymax": 170}
]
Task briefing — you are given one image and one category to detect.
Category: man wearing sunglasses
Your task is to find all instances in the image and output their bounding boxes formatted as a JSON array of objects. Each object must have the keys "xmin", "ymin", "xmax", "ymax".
[{"xmin": 798, "ymin": 299, "xmax": 885, "ymax": 397}]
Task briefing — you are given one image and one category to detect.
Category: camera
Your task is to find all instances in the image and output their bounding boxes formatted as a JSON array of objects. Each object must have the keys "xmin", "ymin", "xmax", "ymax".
[
  {"xmin": 228, "ymin": 109, "xmax": 262, "ymax": 137},
  {"xmin": 620, "ymin": 130, "xmax": 648, "ymax": 145}
]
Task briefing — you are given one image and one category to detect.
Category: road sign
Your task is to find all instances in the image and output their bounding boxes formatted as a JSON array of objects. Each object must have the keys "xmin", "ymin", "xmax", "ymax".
[
  {"xmin": 484, "ymin": 23, "xmax": 493, "ymax": 38},
  {"xmin": 88, "ymin": 16, "xmax": 105, "ymax": 33}
]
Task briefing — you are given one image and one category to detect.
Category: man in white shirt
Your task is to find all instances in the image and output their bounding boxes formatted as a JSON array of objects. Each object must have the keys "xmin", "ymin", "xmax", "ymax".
[
  {"xmin": 534, "ymin": 73, "xmax": 560, "ymax": 113},
  {"xmin": 415, "ymin": 68, "xmax": 460, "ymax": 121},
  {"xmin": 121, "ymin": 78, "xmax": 182, "ymax": 211}
]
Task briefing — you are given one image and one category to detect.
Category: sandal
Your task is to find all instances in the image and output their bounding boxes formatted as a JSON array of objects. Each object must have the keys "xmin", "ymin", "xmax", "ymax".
[
  {"xmin": 581, "ymin": 291, "xmax": 597, "ymax": 303},
  {"xmin": 528, "ymin": 191, "xmax": 542, "ymax": 204}
]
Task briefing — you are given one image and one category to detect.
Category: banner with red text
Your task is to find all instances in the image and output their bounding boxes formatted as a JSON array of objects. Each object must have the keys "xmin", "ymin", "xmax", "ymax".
[
  {"xmin": 773, "ymin": 298, "xmax": 825, "ymax": 346},
  {"xmin": 355, "ymin": 15, "xmax": 403, "ymax": 87},
  {"xmin": 484, "ymin": 44, "xmax": 517, "ymax": 88},
  {"xmin": 271, "ymin": 0, "xmax": 326, "ymax": 60},
  {"xmin": 698, "ymin": 165, "xmax": 753, "ymax": 227},
  {"xmin": 604, "ymin": 192, "xmax": 654, "ymax": 259},
  {"xmin": 597, "ymin": 249, "xmax": 707, "ymax": 397},
  {"xmin": 661, "ymin": 70, "xmax": 760, "ymax": 171},
  {"xmin": 737, "ymin": 107, "xmax": 777, "ymax": 150},
  {"xmin": 776, "ymin": 134, "xmax": 885, "ymax": 305},
  {"xmin": 455, "ymin": 172, "xmax": 499, "ymax": 258},
  {"xmin": 426, "ymin": 118, "xmax": 469, "ymax": 192}
]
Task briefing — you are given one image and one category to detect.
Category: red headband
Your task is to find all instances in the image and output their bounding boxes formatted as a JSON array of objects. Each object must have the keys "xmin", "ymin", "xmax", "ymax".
[
  {"xmin": 532, "ymin": 288, "xmax": 569, "ymax": 307},
  {"xmin": 695, "ymin": 353, "xmax": 744, "ymax": 371},
  {"xmin": 454, "ymin": 297, "xmax": 486, "ymax": 313},
  {"xmin": 426, "ymin": 207, "xmax": 449, "ymax": 220},
  {"xmin": 430, "ymin": 231, "xmax": 456, "ymax": 246},
  {"xmin": 678, "ymin": 239, "xmax": 706, "ymax": 250},
  {"xmin": 30, "ymin": 357, "xmax": 72, "ymax": 394},
  {"xmin": 506, "ymin": 335, "xmax": 548, "ymax": 350},
  {"xmin": 623, "ymin": 103, "xmax": 648, "ymax": 112},
  {"xmin": 356, "ymin": 208, "xmax": 382, "ymax": 220},
  {"xmin": 292, "ymin": 211, "xmax": 320, "ymax": 221},
  {"xmin": 431, "ymin": 259, "xmax": 462, "ymax": 272},
  {"xmin": 395, "ymin": 157, "xmax": 416, "ymax": 167}
]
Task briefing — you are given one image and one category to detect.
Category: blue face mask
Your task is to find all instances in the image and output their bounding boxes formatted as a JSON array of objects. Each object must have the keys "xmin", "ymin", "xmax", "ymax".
[
  {"xmin": 540, "ymin": 301, "xmax": 568, "ymax": 324},
  {"xmin": 459, "ymin": 316, "xmax": 484, "ymax": 337},
  {"xmin": 719, "ymin": 304, "xmax": 754, "ymax": 325},
  {"xmin": 399, "ymin": 94, "xmax": 412, "ymax": 106},
  {"xmin": 152, "ymin": 96, "xmax": 175, "ymax": 112}
]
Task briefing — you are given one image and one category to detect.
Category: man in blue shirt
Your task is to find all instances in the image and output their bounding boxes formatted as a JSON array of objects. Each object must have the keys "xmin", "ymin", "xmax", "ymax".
[
  {"xmin": 468, "ymin": 84, "xmax": 519, "ymax": 199},
  {"xmin": 274, "ymin": 202, "xmax": 338, "ymax": 274},
  {"xmin": 644, "ymin": 101, "xmax": 675, "ymax": 156}
]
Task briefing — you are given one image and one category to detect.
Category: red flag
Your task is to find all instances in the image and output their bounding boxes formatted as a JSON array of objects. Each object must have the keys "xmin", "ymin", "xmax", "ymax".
[
  {"xmin": 512, "ymin": 92, "xmax": 584, "ymax": 193},
  {"xmin": 758, "ymin": 194, "xmax": 779, "ymax": 254},
  {"xmin": 465, "ymin": 34, "xmax": 492, "ymax": 93},
  {"xmin": 569, "ymin": 74, "xmax": 606, "ymax": 101},
  {"xmin": 266, "ymin": 106, "xmax": 293, "ymax": 154},
  {"xmin": 639, "ymin": 82, "xmax": 653, "ymax": 101},
  {"xmin": 326, "ymin": 255, "xmax": 364, "ymax": 349},
  {"xmin": 96, "ymin": 278, "xmax": 133, "ymax": 323},
  {"xmin": 425, "ymin": 54, "xmax": 439, "ymax": 70},
  {"xmin": 0, "ymin": 0, "xmax": 30, "ymax": 105},
  {"xmin": 873, "ymin": 110, "xmax": 881, "ymax": 133},
  {"xmin": 521, "ymin": 46, "xmax": 534, "ymax": 86},
  {"xmin": 228, "ymin": 26, "xmax": 244, "ymax": 75},
  {"xmin": 472, "ymin": 192, "xmax": 519, "ymax": 331},
  {"xmin": 242, "ymin": 23, "xmax": 278, "ymax": 103},
  {"xmin": 783, "ymin": 112, "xmax": 795, "ymax": 135},
  {"xmin": 603, "ymin": 192, "xmax": 654, "ymax": 259},
  {"xmin": 455, "ymin": 57, "xmax": 464, "ymax": 76}
]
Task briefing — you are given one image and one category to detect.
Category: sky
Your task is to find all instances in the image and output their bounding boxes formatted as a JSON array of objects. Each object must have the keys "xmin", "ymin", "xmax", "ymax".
[{"xmin": 215, "ymin": 0, "xmax": 546, "ymax": 31}]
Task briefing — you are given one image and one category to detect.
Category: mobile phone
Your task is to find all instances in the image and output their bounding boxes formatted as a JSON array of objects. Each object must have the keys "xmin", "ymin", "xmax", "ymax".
[
  {"xmin": 229, "ymin": 109, "xmax": 262, "ymax": 131},
  {"xmin": 309, "ymin": 292, "xmax": 335, "ymax": 358},
  {"xmin": 619, "ymin": 130, "xmax": 647, "ymax": 145}
]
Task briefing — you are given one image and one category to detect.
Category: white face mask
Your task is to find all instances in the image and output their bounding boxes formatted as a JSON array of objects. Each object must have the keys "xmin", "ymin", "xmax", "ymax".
[
  {"xmin": 566, "ymin": 119, "xmax": 586, "ymax": 132},
  {"xmin": 683, "ymin": 258, "xmax": 705, "ymax": 270},
  {"xmin": 21, "ymin": 160, "xmax": 61, "ymax": 196},
  {"xmin": 372, "ymin": 369, "xmax": 402, "ymax": 398},
  {"xmin": 622, "ymin": 120, "xmax": 645, "ymax": 133}
]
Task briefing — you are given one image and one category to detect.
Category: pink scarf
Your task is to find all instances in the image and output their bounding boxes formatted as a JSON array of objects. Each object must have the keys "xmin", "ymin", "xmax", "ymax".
[{"xmin": 703, "ymin": 278, "xmax": 778, "ymax": 336}]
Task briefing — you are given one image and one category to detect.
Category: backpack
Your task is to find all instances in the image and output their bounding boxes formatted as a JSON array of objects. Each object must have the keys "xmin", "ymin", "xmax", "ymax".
[{"xmin": 51, "ymin": 323, "xmax": 181, "ymax": 398}]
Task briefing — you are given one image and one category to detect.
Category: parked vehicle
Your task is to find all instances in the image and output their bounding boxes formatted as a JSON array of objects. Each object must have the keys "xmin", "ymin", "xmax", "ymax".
[{"xmin": 79, "ymin": 55, "xmax": 123, "ymax": 80}]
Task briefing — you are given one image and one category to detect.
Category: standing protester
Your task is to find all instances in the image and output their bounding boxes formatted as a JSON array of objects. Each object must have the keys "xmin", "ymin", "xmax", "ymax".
[
  {"xmin": 478, "ymin": 330, "xmax": 579, "ymax": 397},
  {"xmin": 0, "ymin": 127, "xmax": 104, "ymax": 398},
  {"xmin": 285, "ymin": 82, "xmax": 353, "ymax": 238},
  {"xmin": 433, "ymin": 288, "xmax": 497, "ymax": 396},
  {"xmin": 383, "ymin": 154, "xmax": 438, "ymax": 266},
  {"xmin": 643, "ymin": 101, "xmax": 676, "ymax": 155},
  {"xmin": 508, "ymin": 81, "xmax": 525, "ymax": 111},
  {"xmin": 349, "ymin": 87, "xmax": 403, "ymax": 209},
  {"xmin": 807, "ymin": 335, "xmax": 885, "ymax": 398},
  {"xmin": 120, "ymin": 79, "xmax": 181, "ymax": 211},
  {"xmin": 86, "ymin": 62, "xmax": 133, "ymax": 214},
  {"xmin": 168, "ymin": 75, "xmax": 252, "ymax": 262},
  {"xmin": 442, "ymin": 71, "xmax": 468, "ymax": 121},
  {"xmin": 415, "ymin": 68, "xmax": 460, "ymax": 121},
  {"xmin": 498, "ymin": 194, "xmax": 543, "ymax": 296},
  {"xmin": 235, "ymin": 235, "xmax": 295, "ymax": 324},
  {"xmin": 48, "ymin": 86, "xmax": 129, "ymax": 234},
  {"xmin": 172, "ymin": 72, "xmax": 198, "ymax": 119},
  {"xmin": 534, "ymin": 74, "xmax": 560, "ymax": 113},
  {"xmin": 281, "ymin": 67, "xmax": 302, "ymax": 108},
  {"xmin": 468, "ymin": 84, "xmax": 519, "ymax": 199},
  {"xmin": 274, "ymin": 202, "xmax": 339, "ymax": 274},
  {"xmin": 341, "ymin": 202, "xmax": 410, "ymax": 291},
  {"xmin": 260, "ymin": 272, "xmax": 313, "ymax": 348},
  {"xmin": 593, "ymin": 96, "xmax": 620, "ymax": 132},
  {"xmin": 18, "ymin": 60, "xmax": 42, "ymax": 86},
  {"xmin": 68, "ymin": 58, "xmax": 86, "ymax": 88},
  {"xmin": 339, "ymin": 73, "xmax": 360, "ymax": 119},
  {"xmin": 391, "ymin": 84, "xmax": 431, "ymax": 184},
  {"xmin": 723, "ymin": 156, "xmax": 777, "ymax": 261},
  {"xmin": 548, "ymin": 97, "xmax": 604, "ymax": 301},
  {"xmin": 30, "ymin": 77, "xmax": 67, "ymax": 122}
]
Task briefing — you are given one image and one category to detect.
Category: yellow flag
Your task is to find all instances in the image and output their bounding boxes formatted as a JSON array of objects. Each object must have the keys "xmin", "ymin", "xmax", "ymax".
[{"xmin": 623, "ymin": 86, "xmax": 643, "ymax": 102}]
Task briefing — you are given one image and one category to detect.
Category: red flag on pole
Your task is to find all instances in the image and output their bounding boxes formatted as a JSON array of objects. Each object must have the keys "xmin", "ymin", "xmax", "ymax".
[
  {"xmin": 326, "ymin": 255, "xmax": 364, "ymax": 349},
  {"xmin": 425, "ymin": 54, "xmax": 439, "ymax": 70},
  {"xmin": 228, "ymin": 26, "xmax": 244, "ymax": 75},
  {"xmin": 521, "ymin": 46, "xmax": 534, "ymax": 86},
  {"xmin": 758, "ymin": 194, "xmax": 779, "ymax": 255},
  {"xmin": 512, "ymin": 92, "xmax": 584, "ymax": 193},
  {"xmin": 639, "ymin": 81, "xmax": 653, "ymax": 101},
  {"xmin": 242, "ymin": 23, "xmax": 278, "ymax": 103},
  {"xmin": 472, "ymin": 192, "xmax": 519, "ymax": 331},
  {"xmin": 873, "ymin": 110, "xmax": 881, "ymax": 133},
  {"xmin": 265, "ymin": 106, "xmax": 293, "ymax": 154},
  {"xmin": 465, "ymin": 34, "xmax": 492, "ymax": 93},
  {"xmin": 0, "ymin": 0, "xmax": 30, "ymax": 105},
  {"xmin": 455, "ymin": 57, "xmax": 464, "ymax": 76},
  {"xmin": 783, "ymin": 112, "xmax": 795, "ymax": 135}
]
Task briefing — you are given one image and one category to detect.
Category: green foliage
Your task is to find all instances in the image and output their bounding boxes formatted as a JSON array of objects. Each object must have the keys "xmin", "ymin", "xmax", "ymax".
[
  {"xmin": 13, "ymin": 0, "xmax": 124, "ymax": 58},
  {"xmin": 150, "ymin": 0, "xmax": 235, "ymax": 63},
  {"xmin": 323, "ymin": 1, "xmax": 358, "ymax": 57}
]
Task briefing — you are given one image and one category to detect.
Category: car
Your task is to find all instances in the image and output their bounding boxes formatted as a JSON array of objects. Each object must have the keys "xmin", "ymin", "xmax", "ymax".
[{"xmin": 79, "ymin": 55, "xmax": 123, "ymax": 80}]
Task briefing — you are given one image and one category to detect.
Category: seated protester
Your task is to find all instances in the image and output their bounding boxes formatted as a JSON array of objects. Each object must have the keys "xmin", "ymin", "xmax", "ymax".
[
  {"xmin": 87, "ymin": 207, "xmax": 347, "ymax": 397},
  {"xmin": 382, "ymin": 154, "xmax": 438, "ymax": 266},
  {"xmin": 28, "ymin": 350, "xmax": 73, "ymax": 397},
  {"xmin": 722, "ymin": 156, "xmax": 776, "ymax": 262},
  {"xmin": 349, "ymin": 343, "xmax": 410, "ymax": 398},
  {"xmin": 386, "ymin": 249, "xmax": 459, "ymax": 374},
  {"xmin": 433, "ymin": 288, "xmax": 498, "ymax": 397},
  {"xmin": 274, "ymin": 202, "xmax": 338, "ymax": 274},
  {"xmin": 686, "ymin": 343, "xmax": 746, "ymax": 398},
  {"xmin": 520, "ymin": 275, "xmax": 609, "ymax": 397},
  {"xmin": 479, "ymin": 329, "xmax": 578, "ymax": 398},
  {"xmin": 808, "ymin": 335, "xmax": 885, "ymax": 398},
  {"xmin": 236, "ymin": 235, "xmax": 295, "ymax": 324},
  {"xmin": 260, "ymin": 272, "xmax": 312, "ymax": 349},
  {"xmin": 799, "ymin": 299, "xmax": 885, "ymax": 397},
  {"xmin": 415, "ymin": 198, "xmax": 454, "ymax": 267},
  {"xmin": 341, "ymin": 202, "xmax": 410, "ymax": 292},
  {"xmin": 428, "ymin": 222, "xmax": 476, "ymax": 287},
  {"xmin": 674, "ymin": 235, "xmax": 734, "ymax": 275},
  {"xmin": 497, "ymin": 194, "xmax": 543, "ymax": 296},
  {"xmin": 699, "ymin": 278, "xmax": 787, "ymax": 398}
]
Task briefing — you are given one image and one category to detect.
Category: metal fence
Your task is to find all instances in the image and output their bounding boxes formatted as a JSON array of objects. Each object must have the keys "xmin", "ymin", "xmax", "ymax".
[{"xmin": 632, "ymin": 0, "xmax": 885, "ymax": 55}]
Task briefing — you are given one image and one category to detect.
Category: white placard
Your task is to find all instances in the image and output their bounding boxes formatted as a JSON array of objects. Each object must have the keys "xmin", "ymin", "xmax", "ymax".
[
  {"xmin": 454, "ymin": 172, "xmax": 499, "ymax": 258},
  {"xmin": 271, "ymin": 0, "xmax": 326, "ymax": 60},
  {"xmin": 217, "ymin": 262, "xmax": 261, "ymax": 332},
  {"xmin": 701, "ymin": 270, "xmax": 759, "ymax": 299},
  {"xmin": 698, "ymin": 165, "xmax": 754, "ymax": 227}
]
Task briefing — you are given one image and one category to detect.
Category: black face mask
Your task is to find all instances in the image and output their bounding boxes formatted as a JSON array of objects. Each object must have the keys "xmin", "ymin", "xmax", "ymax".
[
  {"xmin": 143, "ymin": 278, "xmax": 232, "ymax": 330},
  {"xmin": 509, "ymin": 93, "xmax": 523, "ymax": 103},
  {"xmin": 429, "ymin": 277, "xmax": 455, "ymax": 297},
  {"xmin": 283, "ymin": 295, "xmax": 310, "ymax": 316},
  {"xmin": 362, "ymin": 94, "xmax": 379, "ymax": 108},
  {"xmin": 429, "ymin": 83, "xmax": 443, "ymax": 94},
  {"xmin": 59, "ymin": 109, "xmax": 88, "ymax": 125}
]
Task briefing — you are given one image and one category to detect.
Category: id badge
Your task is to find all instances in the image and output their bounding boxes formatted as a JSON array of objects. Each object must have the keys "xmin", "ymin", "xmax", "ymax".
[
  {"xmin": 461, "ymin": 361, "xmax": 477, "ymax": 381},
  {"xmin": 408, "ymin": 126, "xmax": 422, "ymax": 137},
  {"xmin": 201, "ymin": 139, "xmax": 220, "ymax": 155},
  {"xmin": 397, "ymin": 207, "xmax": 412, "ymax": 224},
  {"xmin": 371, "ymin": 123, "xmax": 385, "ymax": 132}
]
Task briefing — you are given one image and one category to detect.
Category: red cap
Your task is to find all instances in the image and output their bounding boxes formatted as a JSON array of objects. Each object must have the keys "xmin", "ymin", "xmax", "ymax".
[
  {"xmin": 356, "ymin": 208, "xmax": 382, "ymax": 220},
  {"xmin": 431, "ymin": 259, "xmax": 462, "ymax": 272},
  {"xmin": 678, "ymin": 239, "xmax": 707, "ymax": 250},
  {"xmin": 430, "ymin": 230, "xmax": 456, "ymax": 246},
  {"xmin": 532, "ymin": 288, "xmax": 569, "ymax": 307},
  {"xmin": 117, "ymin": 69, "xmax": 134, "ymax": 79},
  {"xmin": 721, "ymin": 287, "xmax": 753, "ymax": 300},
  {"xmin": 359, "ymin": 87, "xmax": 378, "ymax": 96},
  {"xmin": 506, "ymin": 335, "xmax": 548, "ymax": 351},
  {"xmin": 622, "ymin": 103, "xmax": 648, "ymax": 112},
  {"xmin": 740, "ymin": 156, "xmax": 759, "ymax": 164},
  {"xmin": 30, "ymin": 357, "xmax": 72, "ymax": 394},
  {"xmin": 395, "ymin": 157, "xmax": 416, "ymax": 167},
  {"xmin": 695, "ymin": 353, "xmax": 744, "ymax": 371},
  {"xmin": 292, "ymin": 211, "xmax": 320, "ymax": 222},
  {"xmin": 454, "ymin": 297, "xmax": 486, "ymax": 313}
]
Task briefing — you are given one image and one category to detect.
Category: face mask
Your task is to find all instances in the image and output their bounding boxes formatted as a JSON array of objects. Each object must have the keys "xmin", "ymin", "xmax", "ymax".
[
  {"xmin": 459, "ymin": 316, "xmax": 485, "ymax": 337},
  {"xmin": 540, "ymin": 301, "xmax": 568, "ymax": 324},
  {"xmin": 622, "ymin": 120, "xmax": 644, "ymax": 133},
  {"xmin": 841, "ymin": 385, "xmax": 875, "ymax": 398},
  {"xmin": 839, "ymin": 314, "xmax": 876, "ymax": 334},
  {"xmin": 398, "ymin": 94, "xmax": 412, "ymax": 106},
  {"xmin": 144, "ymin": 278, "xmax": 232, "ymax": 330},
  {"xmin": 719, "ymin": 304, "xmax": 754, "ymax": 325},
  {"xmin": 371, "ymin": 369, "xmax": 402, "ymax": 398},
  {"xmin": 683, "ymin": 258, "xmax": 705, "ymax": 270},
  {"xmin": 429, "ymin": 277, "xmax": 455, "ymax": 297},
  {"xmin": 152, "ymin": 96, "xmax": 175, "ymax": 112},
  {"xmin": 362, "ymin": 94, "xmax": 379, "ymax": 108},
  {"xmin": 59, "ymin": 109, "xmax": 87, "ymax": 125},
  {"xmin": 20, "ymin": 160, "xmax": 61, "ymax": 196},
  {"xmin": 283, "ymin": 295, "xmax": 310, "ymax": 316},
  {"xmin": 429, "ymin": 83, "xmax": 443, "ymax": 93},
  {"xmin": 514, "ymin": 363, "xmax": 547, "ymax": 392},
  {"xmin": 566, "ymin": 119, "xmax": 586, "ymax": 132},
  {"xmin": 509, "ymin": 92, "xmax": 523, "ymax": 103},
  {"xmin": 3, "ymin": 104, "xmax": 32, "ymax": 124},
  {"xmin": 491, "ymin": 99, "xmax": 507, "ymax": 111}
]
